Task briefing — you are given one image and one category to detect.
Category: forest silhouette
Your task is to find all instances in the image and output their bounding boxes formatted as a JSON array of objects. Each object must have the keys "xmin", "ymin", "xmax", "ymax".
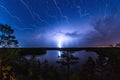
[{"xmin": 0, "ymin": 24, "xmax": 120, "ymax": 80}]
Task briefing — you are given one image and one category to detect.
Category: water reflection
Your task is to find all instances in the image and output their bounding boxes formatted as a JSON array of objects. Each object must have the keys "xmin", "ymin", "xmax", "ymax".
[
  {"xmin": 58, "ymin": 51, "xmax": 62, "ymax": 57},
  {"xmin": 37, "ymin": 50, "xmax": 98, "ymax": 68}
]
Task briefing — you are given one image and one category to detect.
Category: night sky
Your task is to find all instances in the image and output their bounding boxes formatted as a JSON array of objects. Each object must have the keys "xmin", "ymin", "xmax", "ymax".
[{"xmin": 0, "ymin": 0, "xmax": 120, "ymax": 47}]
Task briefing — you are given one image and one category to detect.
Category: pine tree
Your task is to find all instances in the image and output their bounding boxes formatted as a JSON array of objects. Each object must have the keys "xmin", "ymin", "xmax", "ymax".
[
  {"xmin": 0, "ymin": 24, "xmax": 18, "ymax": 48},
  {"xmin": 81, "ymin": 57, "xmax": 96, "ymax": 80},
  {"xmin": 56, "ymin": 51, "xmax": 79, "ymax": 80},
  {"xmin": 0, "ymin": 24, "xmax": 19, "ymax": 80}
]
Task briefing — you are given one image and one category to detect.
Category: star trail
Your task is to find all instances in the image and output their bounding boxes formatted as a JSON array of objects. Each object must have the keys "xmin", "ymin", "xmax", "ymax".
[{"xmin": 0, "ymin": 0, "xmax": 120, "ymax": 47}]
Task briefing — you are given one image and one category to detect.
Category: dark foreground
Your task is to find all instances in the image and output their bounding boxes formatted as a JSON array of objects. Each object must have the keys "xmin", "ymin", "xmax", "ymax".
[{"xmin": 0, "ymin": 47, "xmax": 120, "ymax": 80}]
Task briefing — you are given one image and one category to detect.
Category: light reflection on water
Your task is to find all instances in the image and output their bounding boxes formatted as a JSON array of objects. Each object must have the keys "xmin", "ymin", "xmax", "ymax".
[
  {"xmin": 27, "ymin": 50, "xmax": 98, "ymax": 69},
  {"xmin": 25, "ymin": 50, "xmax": 98, "ymax": 70},
  {"xmin": 36, "ymin": 50, "xmax": 98, "ymax": 67},
  {"xmin": 58, "ymin": 51, "xmax": 62, "ymax": 57}
]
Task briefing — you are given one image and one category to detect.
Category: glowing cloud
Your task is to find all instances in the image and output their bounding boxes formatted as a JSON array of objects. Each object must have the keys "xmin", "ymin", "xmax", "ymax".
[
  {"xmin": 53, "ymin": 33, "xmax": 72, "ymax": 57},
  {"xmin": 54, "ymin": 33, "xmax": 71, "ymax": 48}
]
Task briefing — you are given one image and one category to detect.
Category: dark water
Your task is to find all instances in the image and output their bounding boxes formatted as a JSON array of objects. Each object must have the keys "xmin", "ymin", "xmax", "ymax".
[{"xmin": 33, "ymin": 50, "xmax": 98, "ymax": 69}]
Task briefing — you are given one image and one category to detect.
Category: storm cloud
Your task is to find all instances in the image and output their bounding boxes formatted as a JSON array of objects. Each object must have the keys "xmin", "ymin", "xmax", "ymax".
[{"xmin": 84, "ymin": 13, "xmax": 120, "ymax": 46}]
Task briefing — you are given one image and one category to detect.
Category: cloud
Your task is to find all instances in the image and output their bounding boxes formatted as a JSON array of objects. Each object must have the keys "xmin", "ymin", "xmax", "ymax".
[
  {"xmin": 64, "ymin": 31, "xmax": 82, "ymax": 38},
  {"xmin": 84, "ymin": 13, "xmax": 120, "ymax": 46},
  {"xmin": 22, "ymin": 13, "xmax": 120, "ymax": 47}
]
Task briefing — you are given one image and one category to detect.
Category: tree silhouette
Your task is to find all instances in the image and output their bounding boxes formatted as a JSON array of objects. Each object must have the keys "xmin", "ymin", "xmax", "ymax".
[
  {"xmin": 81, "ymin": 57, "xmax": 96, "ymax": 80},
  {"xmin": 95, "ymin": 55, "xmax": 110, "ymax": 80},
  {"xmin": 56, "ymin": 51, "xmax": 79, "ymax": 80},
  {"xmin": 0, "ymin": 24, "xmax": 18, "ymax": 48},
  {"xmin": 0, "ymin": 24, "xmax": 19, "ymax": 80}
]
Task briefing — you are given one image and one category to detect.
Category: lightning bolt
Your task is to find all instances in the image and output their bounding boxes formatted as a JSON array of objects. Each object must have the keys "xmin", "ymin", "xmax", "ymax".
[
  {"xmin": 0, "ymin": 3, "xmax": 36, "ymax": 31},
  {"xmin": 47, "ymin": 14, "xmax": 58, "ymax": 20},
  {"xmin": 33, "ymin": 12, "xmax": 61, "ymax": 33},
  {"xmin": 19, "ymin": 0, "xmax": 35, "ymax": 20},
  {"xmin": 46, "ymin": 1, "xmax": 62, "ymax": 26},
  {"xmin": 0, "ymin": 4, "xmax": 22, "ymax": 22},
  {"xmin": 33, "ymin": 12, "xmax": 51, "ymax": 26},
  {"xmin": 13, "ymin": 25, "xmax": 34, "ymax": 31},
  {"xmin": 78, "ymin": 8, "xmax": 90, "ymax": 18},
  {"xmin": 104, "ymin": 3, "xmax": 108, "ymax": 18},
  {"xmin": 46, "ymin": 1, "xmax": 58, "ymax": 22},
  {"xmin": 53, "ymin": 0, "xmax": 70, "ymax": 24},
  {"xmin": 19, "ymin": 0, "xmax": 60, "ymax": 33},
  {"xmin": 77, "ymin": 6, "xmax": 90, "ymax": 18}
]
